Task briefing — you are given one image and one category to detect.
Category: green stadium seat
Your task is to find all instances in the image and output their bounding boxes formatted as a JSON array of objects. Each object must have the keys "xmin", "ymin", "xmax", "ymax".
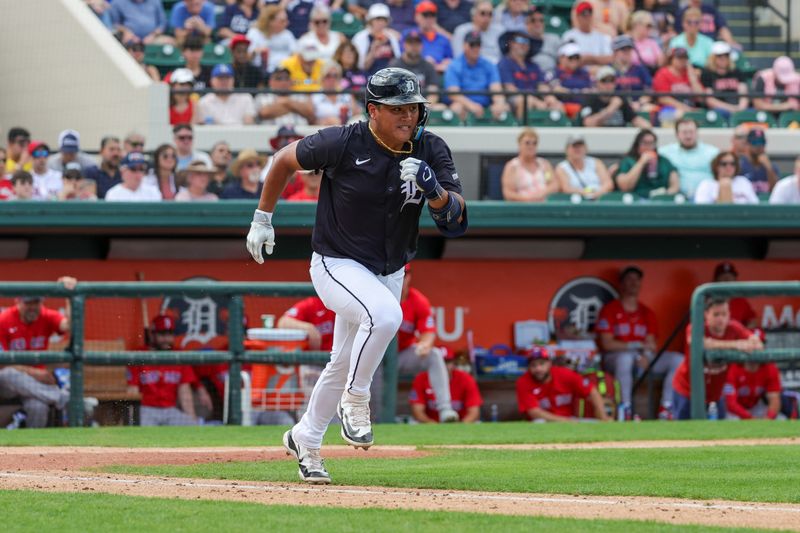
[
  {"xmin": 465, "ymin": 111, "xmax": 519, "ymax": 127},
  {"xmin": 649, "ymin": 193, "xmax": 688, "ymax": 203},
  {"xmin": 730, "ymin": 109, "xmax": 777, "ymax": 128},
  {"xmin": 757, "ymin": 192, "xmax": 771, "ymax": 203},
  {"xmin": 144, "ymin": 43, "xmax": 184, "ymax": 68},
  {"xmin": 546, "ymin": 192, "xmax": 582, "ymax": 203},
  {"xmin": 427, "ymin": 109, "xmax": 463, "ymax": 127},
  {"xmin": 331, "ymin": 11, "xmax": 364, "ymax": 37},
  {"xmin": 201, "ymin": 43, "xmax": 232, "ymax": 66},
  {"xmin": 545, "ymin": 15, "xmax": 569, "ymax": 36},
  {"xmin": 734, "ymin": 53, "xmax": 756, "ymax": 75},
  {"xmin": 683, "ymin": 110, "xmax": 729, "ymax": 128},
  {"xmin": 596, "ymin": 191, "xmax": 634, "ymax": 203},
  {"xmin": 778, "ymin": 111, "xmax": 800, "ymax": 128},
  {"xmin": 526, "ymin": 109, "xmax": 571, "ymax": 127}
]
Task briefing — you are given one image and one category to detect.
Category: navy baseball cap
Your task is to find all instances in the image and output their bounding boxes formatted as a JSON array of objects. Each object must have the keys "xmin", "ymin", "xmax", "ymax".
[
  {"xmin": 60, "ymin": 132, "xmax": 80, "ymax": 154},
  {"xmin": 211, "ymin": 64, "xmax": 234, "ymax": 78},
  {"xmin": 464, "ymin": 31, "xmax": 482, "ymax": 46},
  {"xmin": 404, "ymin": 30, "xmax": 422, "ymax": 42},
  {"xmin": 120, "ymin": 151, "xmax": 148, "ymax": 170},
  {"xmin": 747, "ymin": 128, "xmax": 766, "ymax": 146}
]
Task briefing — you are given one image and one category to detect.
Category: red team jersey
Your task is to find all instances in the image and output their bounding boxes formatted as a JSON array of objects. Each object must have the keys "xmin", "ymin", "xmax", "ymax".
[
  {"xmin": 673, "ymin": 320, "xmax": 753, "ymax": 401},
  {"xmin": 724, "ymin": 363, "xmax": 781, "ymax": 418},
  {"xmin": 283, "ymin": 297, "xmax": 336, "ymax": 351},
  {"xmin": 286, "ymin": 189, "xmax": 319, "ymax": 201},
  {"xmin": 127, "ymin": 365, "xmax": 198, "ymax": 408},
  {"xmin": 516, "ymin": 366, "xmax": 593, "ymax": 418},
  {"xmin": 728, "ymin": 298, "xmax": 757, "ymax": 327},
  {"xmin": 0, "ymin": 306, "xmax": 64, "ymax": 351},
  {"xmin": 409, "ymin": 369, "xmax": 482, "ymax": 421},
  {"xmin": 595, "ymin": 300, "xmax": 658, "ymax": 342},
  {"xmin": 398, "ymin": 287, "xmax": 435, "ymax": 351}
]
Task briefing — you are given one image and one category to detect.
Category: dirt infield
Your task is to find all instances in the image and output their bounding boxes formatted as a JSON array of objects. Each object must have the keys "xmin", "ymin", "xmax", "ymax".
[{"xmin": 1, "ymin": 442, "xmax": 799, "ymax": 531}]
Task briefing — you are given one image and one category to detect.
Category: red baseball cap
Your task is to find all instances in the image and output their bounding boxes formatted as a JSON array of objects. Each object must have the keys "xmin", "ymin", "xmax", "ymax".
[
  {"xmin": 576, "ymin": 1, "xmax": 593, "ymax": 15},
  {"xmin": 522, "ymin": 347, "xmax": 550, "ymax": 361},
  {"xmin": 714, "ymin": 261, "xmax": 738, "ymax": 279},
  {"xmin": 152, "ymin": 315, "xmax": 176, "ymax": 333},
  {"xmin": 442, "ymin": 346, "xmax": 457, "ymax": 361},
  {"xmin": 229, "ymin": 34, "xmax": 251, "ymax": 50},
  {"xmin": 415, "ymin": 1, "xmax": 437, "ymax": 14}
]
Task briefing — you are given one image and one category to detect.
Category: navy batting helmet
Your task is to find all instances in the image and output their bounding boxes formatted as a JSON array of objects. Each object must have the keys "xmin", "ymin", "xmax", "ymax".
[{"xmin": 365, "ymin": 67, "xmax": 429, "ymax": 140}]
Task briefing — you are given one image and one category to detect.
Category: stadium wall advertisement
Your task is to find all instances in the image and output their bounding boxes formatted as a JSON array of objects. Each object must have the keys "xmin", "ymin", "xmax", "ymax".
[{"xmin": 1, "ymin": 259, "xmax": 798, "ymax": 352}]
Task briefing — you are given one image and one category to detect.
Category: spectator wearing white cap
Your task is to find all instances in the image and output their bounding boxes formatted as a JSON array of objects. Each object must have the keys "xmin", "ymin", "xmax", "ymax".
[
  {"xmin": 561, "ymin": 1, "xmax": 612, "ymax": 67},
  {"xmin": 169, "ymin": 68, "xmax": 197, "ymax": 126},
  {"xmin": 701, "ymin": 41, "xmax": 748, "ymax": 118},
  {"xmin": 451, "ymin": 0, "xmax": 504, "ymax": 64},
  {"xmin": 280, "ymin": 41, "xmax": 325, "ymax": 92},
  {"xmin": 352, "ymin": 3, "xmax": 401, "ymax": 75},
  {"xmin": 197, "ymin": 64, "xmax": 256, "ymax": 125},
  {"xmin": 752, "ymin": 56, "xmax": 800, "ymax": 115},
  {"xmin": 581, "ymin": 66, "xmax": 650, "ymax": 128},
  {"xmin": 105, "ymin": 152, "xmax": 162, "ymax": 202},
  {"xmin": 175, "ymin": 160, "xmax": 219, "ymax": 202},
  {"xmin": 545, "ymin": 43, "xmax": 593, "ymax": 117},
  {"xmin": 47, "ymin": 130, "xmax": 96, "ymax": 174},
  {"xmin": 770, "ymin": 156, "xmax": 800, "ymax": 205}
]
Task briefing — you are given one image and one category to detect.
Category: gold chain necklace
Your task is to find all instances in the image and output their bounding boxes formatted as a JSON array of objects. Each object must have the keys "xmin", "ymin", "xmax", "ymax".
[{"xmin": 368, "ymin": 122, "xmax": 413, "ymax": 155}]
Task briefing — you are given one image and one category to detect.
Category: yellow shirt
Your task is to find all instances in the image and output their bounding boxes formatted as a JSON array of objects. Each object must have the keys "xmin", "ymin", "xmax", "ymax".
[
  {"xmin": 6, "ymin": 158, "xmax": 32, "ymax": 173},
  {"xmin": 280, "ymin": 55, "xmax": 323, "ymax": 92}
]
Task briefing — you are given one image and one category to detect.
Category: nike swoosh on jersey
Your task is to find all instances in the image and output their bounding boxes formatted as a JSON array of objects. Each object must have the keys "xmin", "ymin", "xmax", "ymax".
[{"xmin": 355, "ymin": 158, "xmax": 371, "ymax": 165}]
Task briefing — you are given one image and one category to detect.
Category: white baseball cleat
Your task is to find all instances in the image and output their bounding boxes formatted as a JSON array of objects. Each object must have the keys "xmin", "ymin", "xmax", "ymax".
[
  {"xmin": 283, "ymin": 429, "xmax": 331, "ymax": 484},
  {"xmin": 337, "ymin": 391, "xmax": 373, "ymax": 449}
]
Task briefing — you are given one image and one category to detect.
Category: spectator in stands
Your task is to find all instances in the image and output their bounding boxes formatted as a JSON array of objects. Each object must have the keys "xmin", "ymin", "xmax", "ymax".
[
  {"xmin": 123, "ymin": 132, "xmax": 146, "ymax": 157},
  {"xmin": 494, "ymin": 0, "xmax": 528, "ymax": 33},
  {"xmin": 658, "ymin": 117, "xmax": 719, "ymax": 198},
  {"xmin": 0, "ymin": 276, "xmax": 80, "ymax": 428},
  {"xmin": 207, "ymin": 141, "xmax": 233, "ymax": 197},
  {"xmin": 178, "ymin": 34, "xmax": 211, "ymax": 90},
  {"xmin": 501, "ymin": 128, "xmax": 558, "ymax": 203},
  {"xmin": 230, "ymin": 35, "xmax": 264, "ymax": 89},
  {"xmin": 284, "ymin": 0, "xmax": 316, "ymax": 38},
  {"xmin": 444, "ymin": 31, "xmax": 510, "ymax": 122},
  {"xmin": 175, "ymin": 160, "xmax": 218, "ymax": 201},
  {"xmin": 628, "ymin": 10, "xmax": 664, "ymax": 72},
  {"xmin": 730, "ymin": 124, "xmax": 750, "ymax": 159},
  {"xmin": 247, "ymin": 5, "xmax": 297, "ymax": 75},
  {"xmin": 286, "ymin": 170, "xmax": 322, "ymax": 201},
  {"xmin": 712, "ymin": 262, "xmax": 758, "ymax": 330},
  {"xmin": 352, "ymin": 3, "xmax": 401, "ymax": 76},
  {"xmin": 0, "ymin": 149, "xmax": 9, "ymax": 199},
  {"xmin": 526, "ymin": 7, "xmax": 560, "ymax": 74},
  {"xmin": 675, "ymin": 0, "xmax": 740, "ymax": 51},
  {"xmin": 545, "ymin": 43, "xmax": 593, "ymax": 118},
  {"xmin": 47, "ymin": 130, "xmax": 96, "ymax": 174},
  {"xmin": 770, "ymin": 155, "xmax": 800, "ymax": 205},
  {"xmin": 597, "ymin": 265, "xmax": 683, "ymax": 419},
  {"xmin": 555, "ymin": 134, "xmax": 613, "ymax": 199},
  {"xmin": 581, "ymin": 66, "xmax": 651, "ymax": 128},
  {"xmin": 144, "ymin": 144, "xmax": 179, "ymax": 200},
  {"xmin": 572, "ymin": 0, "xmax": 629, "ymax": 38},
  {"xmin": 701, "ymin": 41, "xmax": 749, "ymax": 118},
  {"xmin": 6, "ymin": 127, "xmax": 31, "ymax": 173},
  {"xmin": 58, "ymin": 164, "xmax": 97, "ymax": 201},
  {"xmin": 616, "ymin": 129, "xmax": 680, "ymax": 198},
  {"xmin": 403, "ymin": 1, "xmax": 452, "ymax": 73},
  {"xmin": 694, "ymin": 151, "xmax": 758, "ymax": 205},
  {"xmin": 217, "ymin": 0, "xmax": 260, "ymax": 42},
  {"xmin": 562, "ymin": 1, "xmax": 613, "ymax": 68},
  {"xmin": 124, "ymin": 39, "xmax": 161, "ymax": 81},
  {"xmin": 389, "ymin": 31, "xmax": 443, "ymax": 107},
  {"xmin": 498, "ymin": 31, "xmax": 561, "ymax": 119},
  {"xmin": 652, "ymin": 47, "xmax": 705, "ymax": 116},
  {"xmin": 298, "ymin": 6, "xmax": 345, "ymax": 62},
  {"xmin": 110, "ymin": 0, "xmax": 171, "ymax": 45},
  {"xmin": 10, "ymin": 171, "xmax": 34, "ymax": 201},
  {"xmin": 410, "ymin": 348, "xmax": 481, "ymax": 423},
  {"xmin": 610, "ymin": 35, "xmax": 653, "ymax": 112},
  {"xmin": 725, "ymin": 362, "xmax": 785, "ymax": 420},
  {"xmin": 752, "ymin": 56, "xmax": 800, "ymax": 115},
  {"xmin": 28, "ymin": 142, "xmax": 62, "ymax": 200},
  {"xmin": 255, "ymin": 67, "xmax": 315, "ymax": 125},
  {"xmin": 221, "ymin": 149, "xmax": 265, "ymax": 200},
  {"xmin": 86, "ymin": 0, "xmax": 112, "ymax": 28},
  {"xmin": 433, "ymin": 0, "xmax": 471, "ymax": 37},
  {"xmin": 335, "ymin": 42, "xmax": 369, "ymax": 94},
  {"xmin": 170, "ymin": 0, "xmax": 215, "ymax": 46},
  {"xmin": 516, "ymin": 347, "xmax": 610, "ymax": 422},
  {"xmin": 452, "ymin": 0, "xmax": 504, "ymax": 65},
  {"xmin": 672, "ymin": 296, "xmax": 762, "ymax": 420},
  {"xmin": 281, "ymin": 42, "xmax": 325, "ymax": 92},
  {"xmin": 197, "ymin": 64, "xmax": 256, "ymax": 125},
  {"xmin": 259, "ymin": 126, "xmax": 306, "ymax": 199},
  {"xmin": 669, "ymin": 7, "xmax": 713, "ymax": 68},
  {"xmin": 105, "ymin": 152, "xmax": 162, "ymax": 202},
  {"xmin": 738, "ymin": 128, "xmax": 779, "ymax": 195},
  {"xmin": 168, "ymin": 68, "xmax": 197, "ymax": 125},
  {"xmin": 311, "ymin": 62, "xmax": 361, "ymax": 126},
  {"xmin": 127, "ymin": 315, "xmax": 201, "ymax": 426},
  {"xmin": 83, "ymin": 136, "xmax": 122, "ymax": 200}
]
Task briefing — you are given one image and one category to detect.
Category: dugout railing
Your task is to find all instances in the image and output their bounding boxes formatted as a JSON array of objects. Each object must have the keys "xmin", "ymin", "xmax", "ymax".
[
  {"xmin": 0, "ymin": 281, "xmax": 400, "ymax": 427},
  {"xmin": 689, "ymin": 281, "xmax": 800, "ymax": 419}
]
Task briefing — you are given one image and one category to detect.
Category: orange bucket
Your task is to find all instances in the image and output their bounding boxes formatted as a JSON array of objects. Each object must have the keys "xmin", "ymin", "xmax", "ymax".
[{"xmin": 247, "ymin": 328, "xmax": 308, "ymax": 410}]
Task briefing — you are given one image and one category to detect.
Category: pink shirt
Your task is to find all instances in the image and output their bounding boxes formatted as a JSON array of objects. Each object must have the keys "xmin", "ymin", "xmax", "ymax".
[{"xmin": 633, "ymin": 38, "xmax": 663, "ymax": 69}]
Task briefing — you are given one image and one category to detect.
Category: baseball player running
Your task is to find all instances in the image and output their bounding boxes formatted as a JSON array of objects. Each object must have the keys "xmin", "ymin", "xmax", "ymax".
[{"xmin": 246, "ymin": 67, "xmax": 468, "ymax": 484}]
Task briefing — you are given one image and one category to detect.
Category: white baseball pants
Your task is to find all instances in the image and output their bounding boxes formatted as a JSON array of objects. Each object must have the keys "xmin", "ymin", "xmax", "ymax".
[{"xmin": 293, "ymin": 253, "xmax": 404, "ymax": 449}]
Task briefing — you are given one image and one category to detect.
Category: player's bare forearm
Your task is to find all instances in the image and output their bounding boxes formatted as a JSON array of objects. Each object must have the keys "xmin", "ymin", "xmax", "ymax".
[
  {"xmin": 258, "ymin": 141, "xmax": 303, "ymax": 212},
  {"xmin": 461, "ymin": 406, "xmax": 480, "ymax": 423},
  {"xmin": 766, "ymin": 392, "xmax": 781, "ymax": 419},
  {"xmin": 528, "ymin": 408, "xmax": 571, "ymax": 422},
  {"xmin": 177, "ymin": 383, "xmax": 197, "ymax": 418},
  {"xmin": 588, "ymin": 389, "xmax": 610, "ymax": 421},
  {"xmin": 411, "ymin": 404, "xmax": 436, "ymax": 423}
]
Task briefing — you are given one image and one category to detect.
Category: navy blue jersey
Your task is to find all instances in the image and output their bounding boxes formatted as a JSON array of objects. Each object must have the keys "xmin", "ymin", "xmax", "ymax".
[{"xmin": 295, "ymin": 121, "xmax": 462, "ymax": 275}]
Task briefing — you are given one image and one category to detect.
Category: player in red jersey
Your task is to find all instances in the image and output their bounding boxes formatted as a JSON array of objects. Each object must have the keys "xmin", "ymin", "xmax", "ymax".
[
  {"xmin": 672, "ymin": 297, "xmax": 763, "ymax": 420},
  {"xmin": 713, "ymin": 262, "xmax": 758, "ymax": 329},
  {"xmin": 724, "ymin": 362, "xmax": 782, "ymax": 420},
  {"xmin": 409, "ymin": 348, "xmax": 482, "ymax": 423},
  {"xmin": 126, "ymin": 315, "xmax": 200, "ymax": 426},
  {"xmin": 516, "ymin": 347, "xmax": 610, "ymax": 422},
  {"xmin": 277, "ymin": 297, "xmax": 336, "ymax": 351}
]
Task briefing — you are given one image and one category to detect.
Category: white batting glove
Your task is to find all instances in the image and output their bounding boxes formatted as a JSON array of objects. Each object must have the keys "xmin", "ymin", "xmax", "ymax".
[
  {"xmin": 246, "ymin": 209, "xmax": 275, "ymax": 264},
  {"xmin": 399, "ymin": 157, "xmax": 422, "ymax": 183}
]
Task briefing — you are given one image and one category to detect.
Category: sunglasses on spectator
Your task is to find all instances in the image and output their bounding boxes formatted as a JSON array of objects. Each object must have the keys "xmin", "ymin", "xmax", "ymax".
[
  {"xmin": 63, "ymin": 173, "xmax": 81, "ymax": 181},
  {"xmin": 312, "ymin": 19, "xmax": 330, "ymax": 25},
  {"xmin": 161, "ymin": 153, "xmax": 176, "ymax": 159},
  {"xmin": 243, "ymin": 161, "xmax": 260, "ymax": 168},
  {"xmin": 719, "ymin": 160, "xmax": 736, "ymax": 166},
  {"xmin": 522, "ymin": 139, "xmax": 538, "ymax": 145},
  {"xmin": 128, "ymin": 43, "xmax": 145, "ymax": 52},
  {"xmin": 129, "ymin": 141, "xmax": 145, "ymax": 147},
  {"xmin": 421, "ymin": 12, "xmax": 436, "ymax": 17},
  {"xmin": 477, "ymin": 10, "xmax": 493, "ymax": 16},
  {"xmin": 176, "ymin": 135, "xmax": 193, "ymax": 141},
  {"xmin": 512, "ymin": 36, "xmax": 530, "ymax": 45},
  {"xmin": 531, "ymin": 16, "xmax": 545, "ymax": 22},
  {"xmin": 685, "ymin": 19, "xmax": 700, "ymax": 26},
  {"xmin": 567, "ymin": 54, "xmax": 580, "ymax": 60},
  {"xmin": 32, "ymin": 150, "xmax": 49, "ymax": 158},
  {"xmin": 0, "ymin": 158, "xmax": 5, "ymax": 164},
  {"xmin": 272, "ymin": 74, "xmax": 290, "ymax": 81},
  {"xmin": 324, "ymin": 73, "xmax": 341, "ymax": 79},
  {"xmin": 128, "ymin": 166, "xmax": 147, "ymax": 173}
]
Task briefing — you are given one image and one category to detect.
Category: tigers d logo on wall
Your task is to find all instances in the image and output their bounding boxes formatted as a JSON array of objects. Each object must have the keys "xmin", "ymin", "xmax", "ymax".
[
  {"xmin": 548, "ymin": 277, "xmax": 618, "ymax": 339},
  {"xmin": 160, "ymin": 276, "xmax": 229, "ymax": 349}
]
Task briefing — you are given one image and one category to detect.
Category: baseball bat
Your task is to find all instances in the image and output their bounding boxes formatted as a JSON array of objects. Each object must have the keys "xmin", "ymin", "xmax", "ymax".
[{"xmin": 136, "ymin": 271, "xmax": 151, "ymax": 347}]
